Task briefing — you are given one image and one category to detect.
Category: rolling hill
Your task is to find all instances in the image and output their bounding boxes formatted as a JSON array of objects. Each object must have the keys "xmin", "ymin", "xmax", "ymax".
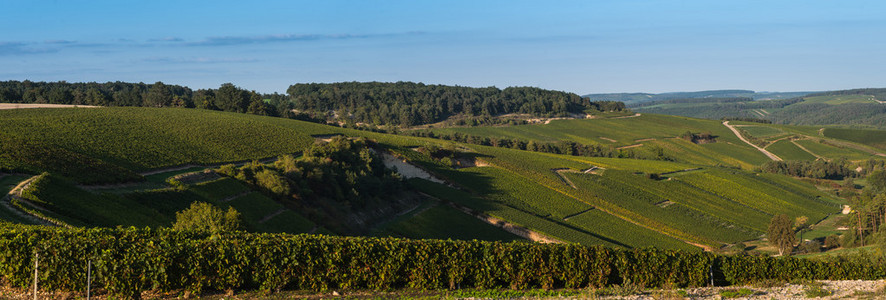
[
  {"xmin": 0, "ymin": 107, "xmax": 855, "ymax": 251},
  {"xmin": 630, "ymin": 88, "xmax": 886, "ymax": 129},
  {"xmin": 585, "ymin": 90, "xmax": 813, "ymax": 105}
]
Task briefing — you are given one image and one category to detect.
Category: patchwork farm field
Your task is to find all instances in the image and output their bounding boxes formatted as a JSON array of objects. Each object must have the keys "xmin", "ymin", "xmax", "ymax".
[
  {"xmin": 0, "ymin": 107, "xmax": 846, "ymax": 250},
  {"xmin": 823, "ymin": 127, "xmax": 886, "ymax": 151},
  {"xmin": 0, "ymin": 108, "xmax": 319, "ymax": 182},
  {"xmin": 739, "ymin": 125, "xmax": 787, "ymax": 138},
  {"xmin": 425, "ymin": 114, "xmax": 772, "ymax": 168},
  {"xmin": 765, "ymin": 139, "xmax": 817, "ymax": 161},
  {"xmin": 802, "ymin": 94, "xmax": 880, "ymax": 105}
]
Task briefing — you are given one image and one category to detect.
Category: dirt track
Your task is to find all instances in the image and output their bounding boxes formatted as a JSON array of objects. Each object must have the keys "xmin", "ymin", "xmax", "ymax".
[
  {"xmin": 723, "ymin": 121, "xmax": 782, "ymax": 161},
  {"xmin": 0, "ymin": 103, "xmax": 99, "ymax": 109}
]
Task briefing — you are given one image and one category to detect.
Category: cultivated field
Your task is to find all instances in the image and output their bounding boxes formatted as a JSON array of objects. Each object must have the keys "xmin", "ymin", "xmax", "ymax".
[{"xmin": 0, "ymin": 108, "xmax": 845, "ymax": 250}]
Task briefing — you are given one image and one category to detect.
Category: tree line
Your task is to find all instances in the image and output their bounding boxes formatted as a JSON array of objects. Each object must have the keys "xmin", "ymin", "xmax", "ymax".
[
  {"xmin": 0, "ymin": 80, "xmax": 291, "ymax": 117},
  {"xmin": 842, "ymin": 169, "xmax": 886, "ymax": 249},
  {"xmin": 287, "ymin": 81, "xmax": 627, "ymax": 126},
  {"xmin": 759, "ymin": 158, "xmax": 886, "ymax": 251},
  {"xmin": 403, "ymin": 130, "xmax": 668, "ymax": 160},
  {"xmin": 759, "ymin": 159, "xmax": 857, "ymax": 180},
  {"xmin": 0, "ymin": 80, "xmax": 630, "ymax": 127}
]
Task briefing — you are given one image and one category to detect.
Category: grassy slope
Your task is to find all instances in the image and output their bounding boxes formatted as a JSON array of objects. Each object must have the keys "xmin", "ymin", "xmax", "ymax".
[
  {"xmin": 802, "ymin": 95, "xmax": 878, "ymax": 105},
  {"xmin": 0, "ymin": 174, "xmax": 38, "ymax": 224},
  {"xmin": 20, "ymin": 174, "xmax": 320, "ymax": 233},
  {"xmin": 823, "ymin": 128, "xmax": 886, "ymax": 151},
  {"xmin": 766, "ymin": 139, "xmax": 817, "ymax": 161},
  {"xmin": 21, "ymin": 174, "xmax": 170, "ymax": 227},
  {"xmin": 740, "ymin": 126, "xmax": 786, "ymax": 138},
  {"xmin": 0, "ymin": 108, "xmax": 315, "ymax": 181},
  {"xmin": 729, "ymin": 122, "xmax": 883, "ymax": 161},
  {"xmin": 426, "ymin": 114, "xmax": 770, "ymax": 168},
  {"xmin": 381, "ymin": 204, "xmax": 521, "ymax": 242},
  {"xmin": 0, "ymin": 108, "xmax": 843, "ymax": 250}
]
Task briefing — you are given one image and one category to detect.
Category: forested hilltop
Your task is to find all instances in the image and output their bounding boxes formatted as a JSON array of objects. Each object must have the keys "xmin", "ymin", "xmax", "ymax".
[
  {"xmin": 0, "ymin": 80, "xmax": 290, "ymax": 117},
  {"xmin": 287, "ymin": 81, "xmax": 626, "ymax": 126},
  {"xmin": 0, "ymin": 80, "xmax": 627, "ymax": 127}
]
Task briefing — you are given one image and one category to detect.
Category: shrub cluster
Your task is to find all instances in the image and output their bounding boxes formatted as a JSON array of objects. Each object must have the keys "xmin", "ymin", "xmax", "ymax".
[{"xmin": 0, "ymin": 225, "xmax": 884, "ymax": 298}]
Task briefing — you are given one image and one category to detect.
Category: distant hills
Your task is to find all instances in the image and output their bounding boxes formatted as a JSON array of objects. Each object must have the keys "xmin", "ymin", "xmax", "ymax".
[
  {"xmin": 584, "ymin": 89, "xmax": 815, "ymax": 105},
  {"xmin": 605, "ymin": 88, "xmax": 886, "ymax": 129}
]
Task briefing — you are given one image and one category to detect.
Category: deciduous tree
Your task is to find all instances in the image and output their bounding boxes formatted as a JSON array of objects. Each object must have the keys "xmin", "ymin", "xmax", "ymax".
[
  {"xmin": 173, "ymin": 201, "xmax": 242, "ymax": 233},
  {"xmin": 768, "ymin": 214, "xmax": 796, "ymax": 256}
]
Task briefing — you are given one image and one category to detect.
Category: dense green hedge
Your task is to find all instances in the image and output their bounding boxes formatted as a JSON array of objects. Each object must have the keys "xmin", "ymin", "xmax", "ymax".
[{"xmin": 0, "ymin": 225, "xmax": 883, "ymax": 298}]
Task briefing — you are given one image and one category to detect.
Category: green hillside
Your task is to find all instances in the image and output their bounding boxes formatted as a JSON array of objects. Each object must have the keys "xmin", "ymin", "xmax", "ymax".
[
  {"xmin": 0, "ymin": 108, "xmax": 315, "ymax": 183},
  {"xmin": 823, "ymin": 127, "xmax": 886, "ymax": 150},
  {"xmin": 0, "ymin": 107, "xmax": 843, "ymax": 250},
  {"xmin": 628, "ymin": 88, "xmax": 886, "ymax": 129},
  {"xmin": 422, "ymin": 112, "xmax": 881, "ymax": 167},
  {"xmin": 424, "ymin": 114, "xmax": 770, "ymax": 168},
  {"xmin": 585, "ymin": 90, "xmax": 811, "ymax": 105}
]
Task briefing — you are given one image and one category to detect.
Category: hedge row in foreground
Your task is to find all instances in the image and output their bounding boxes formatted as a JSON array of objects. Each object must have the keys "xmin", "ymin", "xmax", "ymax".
[{"xmin": 0, "ymin": 225, "xmax": 883, "ymax": 298}]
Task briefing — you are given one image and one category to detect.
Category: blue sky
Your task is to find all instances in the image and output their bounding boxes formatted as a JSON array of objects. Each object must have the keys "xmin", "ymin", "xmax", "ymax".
[{"xmin": 1, "ymin": 0, "xmax": 884, "ymax": 94}]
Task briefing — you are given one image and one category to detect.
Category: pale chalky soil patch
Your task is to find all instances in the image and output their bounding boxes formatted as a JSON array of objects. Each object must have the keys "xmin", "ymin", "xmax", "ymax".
[{"xmin": 608, "ymin": 280, "xmax": 886, "ymax": 299}]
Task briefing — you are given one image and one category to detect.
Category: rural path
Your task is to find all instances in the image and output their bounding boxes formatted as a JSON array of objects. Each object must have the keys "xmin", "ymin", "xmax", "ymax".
[
  {"xmin": 446, "ymin": 201, "xmax": 564, "ymax": 244},
  {"xmin": 791, "ymin": 140, "xmax": 825, "ymax": 160},
  {"xmin": 763, "ymin": 136, "xmax": 794, "ymax": 148},
  {"xmin": 552, "ymin": 169, "xmax": 579, "ymax": 189},
  {"xmin": 415, "ymin": 185, "xmax": 565, "ymax": 244},
  {"xmin": 2, "ymin": 175, "xmax": 57, "ymax": 226},
  {"xmin": 612, "ymin": 113, "xmax": 642, "ymax": 119},
  {"xmin": 616, "ymin": 143, "xmax": 643, "ymax": 150},
  {"xmin": 723, "ymin": 121, "xmax": 782, "ymax": 161}
]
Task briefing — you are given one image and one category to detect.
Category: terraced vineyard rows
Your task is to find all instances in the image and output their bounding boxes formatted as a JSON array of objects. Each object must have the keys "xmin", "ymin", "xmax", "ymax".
[
  {"xmin": 766, "ymin": 139, "xmax": 817, "ymax": 161},
  {"xmin": 0, "ymin": 108, "xmax": 316, "ymax": 182},
  {"xmin": 381, "ymin": 204, "xmax": 521, "ymax": 241},
  {"xmin": 451, "ymin": 166, "xmax": 591, "ymax": 219},
  {"xmin": 426, "ymin": 114, "xmax": 771, "ymax": 167},
  {"xmin": 675, "ymin": 169, "xmax": 834, "ymax": 222},
  {"xmin": 0, "ymin": 107, "xmax": 849, "ymax": 250},
  {"xmin": 823, "ymin": 128, "xmax": 886, "ymax": 150},
  {"xmin": 564, "ymin": 172, "xmax": 758, "ymax": 243},
  {"xmin": 793, "ymin": 139, "xmax": 877, "ymax": 160}
]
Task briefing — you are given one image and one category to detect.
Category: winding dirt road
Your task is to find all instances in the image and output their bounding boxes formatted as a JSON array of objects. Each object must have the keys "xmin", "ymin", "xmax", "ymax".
[{"xmin": 723, "ymin": 121, "xmax": 782, "ymax": 161}]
